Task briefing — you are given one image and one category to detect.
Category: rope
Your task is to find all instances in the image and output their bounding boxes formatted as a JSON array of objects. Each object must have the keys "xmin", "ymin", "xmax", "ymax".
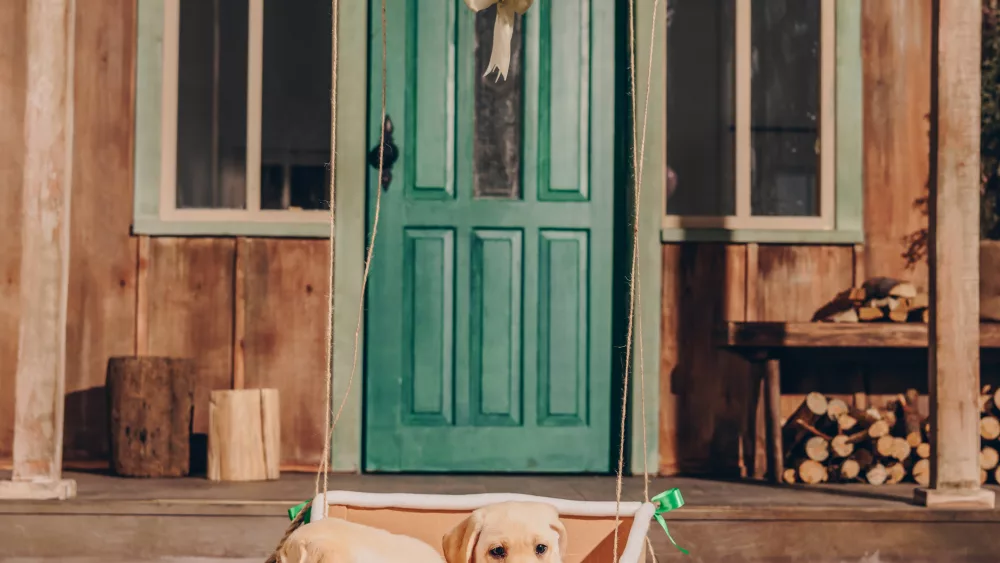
[
  {"xmin": 314, "ymin": 0, "xmax": 340, "ymax": 505},
  {"xmin": 612, "ymin": 0, "xmax": 661, "ymax": 560},
  {"xmin": 317, "ymin": 0, "xmax": 389, "ymax": 507}
]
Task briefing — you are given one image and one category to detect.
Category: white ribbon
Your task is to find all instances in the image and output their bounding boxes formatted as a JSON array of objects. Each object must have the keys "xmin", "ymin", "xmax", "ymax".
[{"xmin": 463, "ymin": 0, "xmax": 535, "ymax": 81}]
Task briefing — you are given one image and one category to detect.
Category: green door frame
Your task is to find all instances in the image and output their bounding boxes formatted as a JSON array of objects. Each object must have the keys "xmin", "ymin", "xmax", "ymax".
[{"xmin": 330, "ymin": 0, "xmax": 663, "ymax": 475}]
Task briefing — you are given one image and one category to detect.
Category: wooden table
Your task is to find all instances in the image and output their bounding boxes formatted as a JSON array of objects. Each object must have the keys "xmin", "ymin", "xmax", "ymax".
[{"xmin": 717, "ymin": 321, "xmax": 1000, "ymax": 483}]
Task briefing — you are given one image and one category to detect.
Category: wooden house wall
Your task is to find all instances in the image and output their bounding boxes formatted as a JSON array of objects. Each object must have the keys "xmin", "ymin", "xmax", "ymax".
[
  {"xmin": 659, "ymin": 1, "xmax": 933, "ymax": 475},
  {"xmin": 0, "ymin": 0, "xmax": 934, "ymax": 472}
]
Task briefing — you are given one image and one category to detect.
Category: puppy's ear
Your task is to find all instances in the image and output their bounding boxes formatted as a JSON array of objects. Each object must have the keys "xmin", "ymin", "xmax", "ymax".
[
  {"xmin": 549, "ymin": 515, "xmax": 568, "ymax": 557},
  {"xmin": 443, "ymin": 510, "xmax": 484, "ymax": 563}
]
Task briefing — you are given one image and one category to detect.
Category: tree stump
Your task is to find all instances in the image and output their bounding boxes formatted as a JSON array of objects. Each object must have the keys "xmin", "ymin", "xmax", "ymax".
[
  {"xmin": 106, "ymin": 356, "xmax": 195, "ymax": 477},
  {"xmin": 207, "ymin": 389, "xmax": 281, "ymax": 481}
]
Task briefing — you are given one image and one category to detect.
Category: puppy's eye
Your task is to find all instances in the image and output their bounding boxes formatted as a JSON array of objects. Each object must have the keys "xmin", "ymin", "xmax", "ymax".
[
  {"xmin": 535, "ymin": 544, "xmax": 548, "ymax": 555},
  {"xmin": 488, "ymin": 545, "xmax": 506, "ymax": 559}
]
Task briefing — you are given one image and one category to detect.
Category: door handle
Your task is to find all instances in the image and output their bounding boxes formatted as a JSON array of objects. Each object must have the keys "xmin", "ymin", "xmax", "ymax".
[{"xmin": 367, "ymin": 114, "xmax": 399, "ymax": 191}]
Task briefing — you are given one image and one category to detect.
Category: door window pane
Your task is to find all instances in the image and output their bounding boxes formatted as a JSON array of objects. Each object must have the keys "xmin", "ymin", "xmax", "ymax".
[
  {"xmin": 473, "ymin": 5, "xmax": 524, "ymax": 200},
  {"xmin": 260, "ymin": 0, "xmax": 332, "ymax": 210},
  {"xmin": 176, "ymin": 0, "xmax": 248, "ymax": 209},
  {"xmin": 750, "ymin": 0, "xmax": 820, "ymax": 217},
  {"xmin": 666, "ymin": 0, "xmax": 736, "ymax": 216}
]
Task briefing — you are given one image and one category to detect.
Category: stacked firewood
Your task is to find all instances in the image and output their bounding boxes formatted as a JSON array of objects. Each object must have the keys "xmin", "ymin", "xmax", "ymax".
[
  {"xmin": 979, "ymin": 385, "xmax": 1000, "ymax": 485},
  {"xmin": 782, "ymin": 390, "xmax": 931, "ymax": 486},
  {"xmin": 812, "ymin": 277, "xmax": 929, "ymax": 323}
]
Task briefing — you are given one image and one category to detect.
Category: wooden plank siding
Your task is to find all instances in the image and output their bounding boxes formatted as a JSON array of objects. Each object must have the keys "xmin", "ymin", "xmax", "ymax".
[{"xmin": 0, "ymin": 0, "xmax": 937, "ymax": 475}]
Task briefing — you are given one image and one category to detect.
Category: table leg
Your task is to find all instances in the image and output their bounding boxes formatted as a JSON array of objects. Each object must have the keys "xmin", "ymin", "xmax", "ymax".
[{"xmin": 764, "ymin": 358, "xmax": 783, "ymax": 484}]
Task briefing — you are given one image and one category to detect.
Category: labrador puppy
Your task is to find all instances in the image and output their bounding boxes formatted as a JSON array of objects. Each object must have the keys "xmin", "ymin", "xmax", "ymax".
[
  {"xmin": 442, "ymin": 501, "xmax": 567, "ymax": 563},
  {"xmin": 277, "ymin": 515, "xmax": 446, "ymax": 563}
]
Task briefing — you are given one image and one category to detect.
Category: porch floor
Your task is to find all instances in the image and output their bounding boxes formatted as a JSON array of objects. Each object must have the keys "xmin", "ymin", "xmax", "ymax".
[{"xmin": 2, "ymin": 471, "xmax": 999, "ymax": 562}]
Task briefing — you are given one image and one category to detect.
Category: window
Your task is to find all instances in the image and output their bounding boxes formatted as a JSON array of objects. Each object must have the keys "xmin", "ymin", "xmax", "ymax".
[
  {"xmin": 133, "ymin": 0, "xmax": 334, "ymax": 237},
  {"xmin": 661, "ymin": 0, "xmax": 863, "ymax": 243}
]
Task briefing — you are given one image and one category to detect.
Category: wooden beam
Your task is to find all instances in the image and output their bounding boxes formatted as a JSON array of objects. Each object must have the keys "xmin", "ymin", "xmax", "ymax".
[
  {"xmin": 0, "ymin": 0, "xmax": 77, "ymax": 500},
  {"xmin": 915, "ymin": 0, "xmax": 994, "ymax": 509}
]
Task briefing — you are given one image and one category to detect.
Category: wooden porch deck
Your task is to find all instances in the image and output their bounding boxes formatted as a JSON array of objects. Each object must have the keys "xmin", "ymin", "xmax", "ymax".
[{"xmin": 2, "ymin": 471, "xmax": 1000, "ymax": 562}]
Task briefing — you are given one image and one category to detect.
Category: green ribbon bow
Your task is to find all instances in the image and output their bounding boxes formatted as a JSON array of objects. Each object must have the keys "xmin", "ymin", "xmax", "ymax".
[
  {"xmin": 651, "ymin": 488, "xmax": 688, "ymax": 555},
  {"xmin": 288, "ymin": 500, "xmax": 312, "ymax": 525}
]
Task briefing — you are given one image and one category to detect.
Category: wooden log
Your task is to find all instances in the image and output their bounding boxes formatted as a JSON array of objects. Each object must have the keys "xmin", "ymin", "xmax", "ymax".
[
  {"xmin": 862, "ymin": 277, "xmax": 918, "ymax": 300},
  {"xmin": 781, "ymin": 468, "xmax": 797, "ymax": 484},
  {"xmin": 106, "ymin": 357, "xmax": 196, "ymax": 477},
  {"xmin": 781, "ymin": 392, "xmax": 828, "ymax": 453},
  {"xmin": 836, "ymin": 458, "xmax": 862, "ymax": 482},
  {"xmin": 981, "ymin": 446, "xmax": 1000, "ymax": 471},
  {"xmin": 837, "ymin": 413, "xmax": 858, "ymax": 432},
  {"xmin": 995, "ymin": 466, "xmax": 1000, "ymax": 485},
  {"xmin": 207, "ymin": 389, "xmax": 281, "ymax": 482},
  {"xmin": 981, "ymin": 416, "xmax": 1000, "ymax": 441},
  {"xmin": 885, "ymin": 461, "xmax": 908, "ymax": 485},
  {"xmin": 857, "ymin": 307, "xmax": 884, "ymax": 322},
  {"xmin": 830, "ymin": 434, "xmax": 854, "ymax": 458},
  {"xmin": 916, "ymin": 443, "xmax": 931, "ymax": 459},
  {"xmin": 850, "ymin": 448, "xmax": 874, "ymax": 469},
  {"xmin": 865, "ymin": 463, "xmax": 888, "ymax": 485},
  {"xmin": 843, "ymin": 406, "xmax": 890, "ymax": 444},
  {"xmin": 890, "ymin": 437, "xmax": 912, "ymax": 461},
  {"xmin": 993, "ymin": 387, "xmax": 1000, "ymax": 414},
  {"xmin": 827, "ymin": 398, "xmax": 850, "ymax": 420},
  {"xmin": 913, "ymin": 459, "xmax": 931, "ymax": 487},
  {"xmin": 795, "ymin": 459, "xmax": 828, "ymax": 485},
  {"xmin": 875, "ymin": 435, "xmax": 896, "ymax": 459},
  {"xmin": 899, "ymin": 389, "xmax": 924, "ymax": 447},
  {"xmin": 803, "ymin": 436, "xmax": 830, "ymax": 462}
]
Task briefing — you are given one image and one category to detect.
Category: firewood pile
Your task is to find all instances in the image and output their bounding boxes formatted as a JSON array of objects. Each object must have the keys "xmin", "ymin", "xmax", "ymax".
[
  {"xmin": 812, "ymin": 277, "xmax": 928, "ymax": 323},
  {"xmin": 784, "ymin": 387, "xmax": 1000, "ymax": 485},
  {"xmin": 782, "ymin": 390, "xmax": 931, "ymax": 486}
]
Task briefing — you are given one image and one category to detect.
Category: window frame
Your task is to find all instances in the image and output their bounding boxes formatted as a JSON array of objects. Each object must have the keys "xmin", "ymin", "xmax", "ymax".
[
  {"xmin": 133, "ymin": 0, "xmax": 334, "ymax": 237},
  {"xmin": 660, "ymin": 0, "xmax": 864, "ymax": 244}
]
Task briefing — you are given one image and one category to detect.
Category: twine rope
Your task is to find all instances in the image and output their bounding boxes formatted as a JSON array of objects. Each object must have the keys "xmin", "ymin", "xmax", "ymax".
[{"xmin": 613, "ymin": 0, "xmax": 662, "ymax": 560}]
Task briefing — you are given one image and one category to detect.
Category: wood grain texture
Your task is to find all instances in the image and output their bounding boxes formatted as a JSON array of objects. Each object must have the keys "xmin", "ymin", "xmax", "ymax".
[
  {"xmin": 754, "ymin": 246, "xmax": 855, "ymax": 322},
  {"xmin": 926, "ymin": 0, "xmax": 985, "ymax": 495},
  {"xmin": 862, "ymin": 0, "xmax": 932, "ymax": 287},
  {"xmin": 13, "ymin": 0, "xmax": 73, "ymax": 481},
  {"xmin": 106, "ymin": 356, "xmax": 195, "ymax": 477},
  {"xmin": 723, "ymin": 322, "xmax": 1000, "ymax": 350},
  {"xmin": 241, "ymin": 238, "xmax": 330, "ymax": 467},
  {"xmin": 61, "ymin": 0, "xmax": 138, "ymax": 462},
  {"xmin": 140, "ymin": 238, "xmax": 235, "ymax": 436},
  {"xmin": 0, "ymin": 0, "xmax": 26, "ymax": 460},
  {"xmin": 207, "ymin": 388, "xmax": 280, "ymax": 482},
  {"xmin": 659, "ymin": 244, "xmax": 751, "ymax": 475}
]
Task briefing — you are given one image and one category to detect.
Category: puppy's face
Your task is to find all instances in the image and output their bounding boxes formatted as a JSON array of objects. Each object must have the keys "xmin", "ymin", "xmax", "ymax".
[{"xmin": 442, "ymin": 502, "xmax": 567, "ymax": 563}]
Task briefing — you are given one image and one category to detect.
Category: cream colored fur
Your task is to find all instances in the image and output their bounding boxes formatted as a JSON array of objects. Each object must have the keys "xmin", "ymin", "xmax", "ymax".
[
  {"xmin": 442, "ymin": 501, "xmax": 568, "ymax": 563},
  {"xmin": 277, "ymin": 516, "xmax": 446, "ymax": 563}
]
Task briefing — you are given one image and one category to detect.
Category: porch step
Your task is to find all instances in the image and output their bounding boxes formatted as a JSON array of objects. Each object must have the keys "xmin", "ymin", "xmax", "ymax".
[{"xmin": 2, "ymin": 500, "xmax": 999, "ymax": 562}]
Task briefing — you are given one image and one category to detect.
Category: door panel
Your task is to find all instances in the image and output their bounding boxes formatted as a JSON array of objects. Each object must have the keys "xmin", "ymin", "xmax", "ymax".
[{"xmin": 365, "ymin": 0, "xmax": 615, "ymax": 472}]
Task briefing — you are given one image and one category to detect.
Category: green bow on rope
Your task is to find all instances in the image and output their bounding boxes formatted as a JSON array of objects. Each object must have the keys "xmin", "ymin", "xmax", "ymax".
[
  {"xmin": 651, "ymin": 488, "xmax": 689, "ymax": 555},
  {"xmin": 288, "ymin": 500, "xmax": 312, "ymax": 525}
]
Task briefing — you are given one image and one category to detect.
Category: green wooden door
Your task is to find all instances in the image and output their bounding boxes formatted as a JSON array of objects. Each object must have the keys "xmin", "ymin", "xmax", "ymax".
[{"xmin": 364, "ymin": 0, "xmax": 616, "ymax": 472}]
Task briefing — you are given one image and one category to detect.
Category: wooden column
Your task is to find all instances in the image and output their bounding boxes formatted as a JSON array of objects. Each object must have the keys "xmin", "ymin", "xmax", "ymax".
[
  {"xmin": 0, "ymin": 0, "xmax": 77, "ymax": 500},
  {"xmin": 914, "ymin": 0, "xmax": 994, "ymax": 508}
]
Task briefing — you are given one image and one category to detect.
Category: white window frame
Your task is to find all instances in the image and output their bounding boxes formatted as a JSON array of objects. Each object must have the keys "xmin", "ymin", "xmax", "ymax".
[
  {"xmin": 133, "ymin": 0, "xmax": 333, "ymax": 237},
  {"xmin": 662, "ymin": 0, "xmax": 849, "ymax": 237}
]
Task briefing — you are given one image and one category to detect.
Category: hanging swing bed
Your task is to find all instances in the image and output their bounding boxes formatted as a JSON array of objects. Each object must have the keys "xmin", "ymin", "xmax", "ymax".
[{"xmin": 266, "ymin": 0, "xmax": 685, "ymax": 561}]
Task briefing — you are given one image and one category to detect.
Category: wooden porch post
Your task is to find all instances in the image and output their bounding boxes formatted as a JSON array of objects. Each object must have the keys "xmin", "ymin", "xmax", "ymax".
[
  {"xmin": 0, "ymin": 0, "xmax": 77, "ymax": 500},
  {"xmin": 914, "ymin": 0, "xmax": 994, "ymax": 509}
]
